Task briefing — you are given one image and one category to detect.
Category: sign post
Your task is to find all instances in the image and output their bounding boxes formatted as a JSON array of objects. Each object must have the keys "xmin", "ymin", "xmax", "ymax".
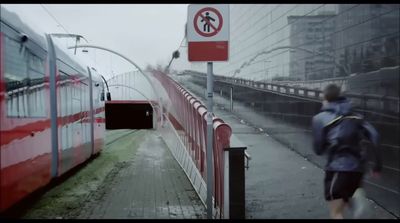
[
  {"xmin": 187, "ymin": 4, "xmax": 229, "ymax": 219},
  {"xmin": 206, "ymin": 61, "xmax": 214, "ymax": 219}
]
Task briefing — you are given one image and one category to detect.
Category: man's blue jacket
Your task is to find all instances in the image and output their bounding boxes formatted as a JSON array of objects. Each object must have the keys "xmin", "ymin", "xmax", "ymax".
[{"xmin": 312, "ymin": 97, "xmax": 382, "ymax": 172}]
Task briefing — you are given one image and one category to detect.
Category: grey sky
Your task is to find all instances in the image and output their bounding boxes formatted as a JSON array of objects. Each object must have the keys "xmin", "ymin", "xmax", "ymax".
[{"xmin": 3, "ymin": 4, "xmax": 188, "ymax": 77}]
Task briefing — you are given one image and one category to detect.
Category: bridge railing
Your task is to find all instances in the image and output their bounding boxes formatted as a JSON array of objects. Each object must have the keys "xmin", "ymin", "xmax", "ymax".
[
  {"xmin": 151, "ymin": 70, "xmax": 232, "ymax": 219},
  {"xmin": 188, "ymin": 71, "xmax": 399, "ymax": 115},
  {"xmin": 271, "ymin": 76, "xmax": 348, "ymax": 91}
]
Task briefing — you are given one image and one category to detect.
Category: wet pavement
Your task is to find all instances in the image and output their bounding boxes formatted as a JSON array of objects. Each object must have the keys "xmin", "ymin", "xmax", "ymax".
[
  {"xmin": 77, "ymin": 130, "xmax": 206, "ymax": 219},
  {"xmin": 175, "ymin": 75, "xmax": 397, "ymax": 219},
  {"xmin": 19, "ymin": 129, "xmax": 205, "ymax": 219}
]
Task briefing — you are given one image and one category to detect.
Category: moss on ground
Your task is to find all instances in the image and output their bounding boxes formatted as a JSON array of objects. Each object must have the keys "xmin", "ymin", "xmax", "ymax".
[{"xmin": 22, "ymin": 130, "xmax": 146, "ymax": 219}]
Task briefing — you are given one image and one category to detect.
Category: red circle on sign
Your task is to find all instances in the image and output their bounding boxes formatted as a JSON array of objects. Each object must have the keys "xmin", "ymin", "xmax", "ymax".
[{"xmin": 193, "ymin": 7, "xmax": 223, "ymax": 37}]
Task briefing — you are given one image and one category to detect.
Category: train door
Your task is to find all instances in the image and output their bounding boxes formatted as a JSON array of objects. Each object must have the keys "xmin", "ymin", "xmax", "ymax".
[
  {"xmin": 72, "ymin": 78, "xmax": 83, "ymax": 165},
  {"xmin": 81, "ymin": 77, "xmax": 92, "ymax": 160},
  {"xmin": 54, "ymin": 57, "xmax": 85, "ymax": 174},
  {"xmin": 57, "ymin": 69, "xmax": 75, "ymax": 175},
  {"xmin": 87, "ymin": 68, "xmax": 95, "ymax": 156}
]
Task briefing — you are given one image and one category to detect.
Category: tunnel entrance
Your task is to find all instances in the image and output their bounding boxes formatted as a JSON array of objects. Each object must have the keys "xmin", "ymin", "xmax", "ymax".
[{"xmin": 105, "ymin": 100, "xmax": 153, "ymax": 129}]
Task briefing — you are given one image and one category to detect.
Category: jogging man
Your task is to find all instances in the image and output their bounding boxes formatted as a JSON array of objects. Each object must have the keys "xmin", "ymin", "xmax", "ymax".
[{"xmin": 311, "ymin": 84, "xmax": 382, "ymax": 219}]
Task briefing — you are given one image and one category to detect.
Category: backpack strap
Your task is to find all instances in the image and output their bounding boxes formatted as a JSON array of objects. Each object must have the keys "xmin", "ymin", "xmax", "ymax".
[
  {"xmin": 325, "ymin": 115, "xmax": 344, "ymax": 128},
  {"xmin": 324, "ymin": 115, "xmax": 363, "ymax": 128},
  {"xmin": 323, "ymin": 114, "xmax": 364, "ymax": 154},
  {"xmin": 342, "ymin": 115, "xmax": 363, "ymax": 120}
]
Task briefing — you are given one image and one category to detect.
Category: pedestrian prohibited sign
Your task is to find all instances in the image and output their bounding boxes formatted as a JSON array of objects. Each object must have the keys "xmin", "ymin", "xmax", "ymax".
[
  {"xmin": 187, "ymin": 4, "xmax": 229, "ymax": 61},
  {"xmin": 194, "ymin": 7, "xmax": 223, "ymax": 37}
]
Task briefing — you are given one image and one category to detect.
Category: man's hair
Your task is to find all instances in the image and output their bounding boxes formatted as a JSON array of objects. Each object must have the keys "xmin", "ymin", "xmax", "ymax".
[{"xmin": 323, "ymin": 84, "xmax": 341, "ymax": 102}]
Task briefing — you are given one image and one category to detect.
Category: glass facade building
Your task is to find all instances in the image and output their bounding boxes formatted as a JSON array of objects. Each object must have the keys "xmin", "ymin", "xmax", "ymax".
[{"xmin": 179, "ymin": 4, "xmax": 400, "ymax": 82}]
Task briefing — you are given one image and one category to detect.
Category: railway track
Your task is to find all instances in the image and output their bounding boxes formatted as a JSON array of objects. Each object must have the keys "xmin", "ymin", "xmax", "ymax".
[{"xmin": 105, "ymin": 130, "xmax": 139, "ymax": 146}]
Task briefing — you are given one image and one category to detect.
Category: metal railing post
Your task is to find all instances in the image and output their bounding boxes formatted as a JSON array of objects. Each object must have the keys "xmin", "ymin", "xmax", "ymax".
[
  {"xmin": 223, "ymin": 148, "xmax": 230, "ymax": 219},
  {"xmin": 230, "ymin": 87, "xmax": 233, "ymax": 112}
]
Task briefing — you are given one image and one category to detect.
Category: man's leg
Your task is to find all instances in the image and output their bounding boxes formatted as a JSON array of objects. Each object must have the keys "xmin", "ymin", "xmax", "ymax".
[
  {"xmin": 325, "ymin": 171, "xmax": 350, "ymax": 219},
  {"xmin": 351, "ymin": 187, "xmax": 369, "ymax": 218},
  {"xmin": 328, "ymin": 199, "xmax": 346, "ymax": 219}
]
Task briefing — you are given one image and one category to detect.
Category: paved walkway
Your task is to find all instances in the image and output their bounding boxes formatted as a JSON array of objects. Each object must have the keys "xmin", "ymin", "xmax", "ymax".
[
  {"xmin": 78, "ymin": 130, "xmax": 205, "ymax": 219},
  {"xmin": 177, "ymin": 76, "xmax": 396, "ymax": 219}
]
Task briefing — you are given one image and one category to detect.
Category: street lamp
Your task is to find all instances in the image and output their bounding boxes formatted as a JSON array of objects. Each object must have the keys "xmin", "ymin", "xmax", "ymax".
[
  {"xmin": 167, "ymin": 50, "xmax": 180, "ymax": 71},
  {"xmin": 67, "ymin": 44, "xmax": 164, "ymax": 127}
]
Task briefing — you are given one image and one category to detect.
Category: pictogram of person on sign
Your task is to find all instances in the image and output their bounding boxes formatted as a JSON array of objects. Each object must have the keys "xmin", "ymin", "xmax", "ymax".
[{"xmin": 201, "ymin": 12, "xmax": 215, "ymax": 32}]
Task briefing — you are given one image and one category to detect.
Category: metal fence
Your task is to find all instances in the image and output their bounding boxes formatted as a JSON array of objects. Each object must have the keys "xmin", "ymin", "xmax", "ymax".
[{"xmin": 151, "ymin": 70, "xmax": 232, "ymax": 219}]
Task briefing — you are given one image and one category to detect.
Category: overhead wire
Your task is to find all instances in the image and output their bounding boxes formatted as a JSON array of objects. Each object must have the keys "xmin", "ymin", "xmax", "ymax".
[{"xmin": 40, "ymin": 4, "xmax": 70, "ymax": 35}]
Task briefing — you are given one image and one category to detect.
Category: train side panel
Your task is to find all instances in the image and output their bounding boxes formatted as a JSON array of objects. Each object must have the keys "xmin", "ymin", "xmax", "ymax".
[
  {"xmin": 0, "ymin": 37, "xmax": 106, "ymax": 211},
  {"xmin": 0, "ymin": 6, "xmax": 105, "ymax": 212},
  {"xmin": 0, "ymin": 28, "xmax": 52, "ymax": 211}
]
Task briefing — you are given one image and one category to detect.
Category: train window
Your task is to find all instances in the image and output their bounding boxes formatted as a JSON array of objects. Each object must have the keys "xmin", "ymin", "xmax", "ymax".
[
  {"xmin": 4, "ymin": 35, "xmax": 46, "ymax": 118},
  {"xmin": 4, "ymin": 36, "xmax": 28, "ymax": 91}
]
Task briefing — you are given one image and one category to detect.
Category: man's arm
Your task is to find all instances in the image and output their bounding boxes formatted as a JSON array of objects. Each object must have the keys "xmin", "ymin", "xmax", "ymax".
[
  {"xmin": 312, "ymin": 116, "xmax": 326, "ymax": 155},
  {"xmin": 362, "ymin": 120, "xmax": 382, "ymax": 172}
]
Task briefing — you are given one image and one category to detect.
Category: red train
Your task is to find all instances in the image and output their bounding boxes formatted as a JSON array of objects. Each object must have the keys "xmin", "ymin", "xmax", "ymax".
[{"xmin": 0, "ymin": 6, "xmax": 106, "ymax": 211}]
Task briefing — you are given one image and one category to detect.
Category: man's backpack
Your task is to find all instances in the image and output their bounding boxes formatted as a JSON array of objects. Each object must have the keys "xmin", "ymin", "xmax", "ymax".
[{"xmin": 324, "ymin": 114, "xmax": 364, "ymax": 149}]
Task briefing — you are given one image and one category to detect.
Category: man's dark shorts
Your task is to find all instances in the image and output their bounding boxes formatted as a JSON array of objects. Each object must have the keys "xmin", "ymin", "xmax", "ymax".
[{"xmin": 324, "ymin": 171, "xmax": 363, "ymax": 202}]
